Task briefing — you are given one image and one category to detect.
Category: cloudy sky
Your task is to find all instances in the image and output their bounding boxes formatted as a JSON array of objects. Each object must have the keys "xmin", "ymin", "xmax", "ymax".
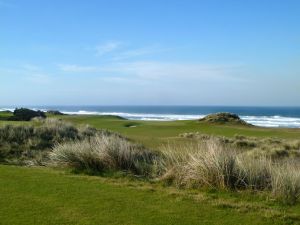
[{"xmin": 0, "ymin": 0, "xmax": 299, "ymax": 106}]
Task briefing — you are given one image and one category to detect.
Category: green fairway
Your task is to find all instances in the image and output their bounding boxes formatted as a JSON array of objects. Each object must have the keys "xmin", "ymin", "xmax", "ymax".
[
  {"xmin": 1, "ymin": 111, "xmax": 300, "ymax": 148},
  {"xmin": 61, "ymin": 115, "xmax": 300, "ymax": 148},
  {"xmin": 0, "ymin": 165, "xmax": 299, "ymax": 225}
]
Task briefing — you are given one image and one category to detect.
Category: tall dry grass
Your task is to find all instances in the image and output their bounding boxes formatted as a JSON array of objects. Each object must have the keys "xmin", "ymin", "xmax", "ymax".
[
  {"xmin": 180, "ymin": 132, "xmax": 300, "ymax": 158},
  {"xmin": 271, "ymin": 161, "xmax": 300, "ymax": 205},
  {"xmin": 159, "ymin": 139, "xmax": 300, "ymax": 204},
  {"xmin": 50, "ymin": 134, "xmax": 159, "ymax": 176},
  {"xmin": 0, "ymin": 118, "xmax": 98, "ymax": 163},
  {"xmin": 47, "ymin": 125, "xmax": 300, "ymax": 204}
]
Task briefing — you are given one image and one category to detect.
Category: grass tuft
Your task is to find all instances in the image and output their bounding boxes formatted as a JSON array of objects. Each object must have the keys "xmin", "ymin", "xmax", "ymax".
[
  {"xmin": 50, "ymin": 133, "xmax": 159, "ymax": 176},
  {"xmin": 159, "ymin": 140, "xmax": 300, "ymax": 204}
]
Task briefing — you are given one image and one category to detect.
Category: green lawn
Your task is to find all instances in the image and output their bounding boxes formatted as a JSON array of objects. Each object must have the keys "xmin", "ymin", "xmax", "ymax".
[{"xmin": 1, "ymin": 165, "xmax": 300, "ymax": 225}]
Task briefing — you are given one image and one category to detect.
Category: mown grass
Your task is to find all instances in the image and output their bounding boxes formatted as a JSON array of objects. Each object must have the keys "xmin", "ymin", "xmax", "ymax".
[
  {"xmin": 59, "ymin": 115, "xmax": 300, "ymax": 148},
  {"xmin": 1, "ymin": 165, "xmax": 300, "ymax": 225}
]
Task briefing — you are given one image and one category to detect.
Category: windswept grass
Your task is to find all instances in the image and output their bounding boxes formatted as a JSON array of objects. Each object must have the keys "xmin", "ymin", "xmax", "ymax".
[
  {"xmin": 0, "ymin": 118, "xmax": 99, "ymax": 164},
  {"xmin": 160, "ymin": 140, "xmax": 300, "ymax": 205},
  {"xmin": 49, "ymin": 134, "xmax": 300, "ymax": 204},
  {"xmin": 50, "ymin": 134, "xmax": 159, "ymax": 176},
  {"xmin": 180, "ymin": 132, "xmax": 300, "ymax": 158}
]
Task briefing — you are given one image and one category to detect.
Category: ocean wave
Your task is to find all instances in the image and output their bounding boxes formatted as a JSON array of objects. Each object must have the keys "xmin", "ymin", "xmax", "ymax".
[
  {"xmin": 241, "ymin": 116, "xmax": 300, "ymax": 128},
  {"xmin": 61, "ymin": 111, "xmax": 204, "ymax": 121}
]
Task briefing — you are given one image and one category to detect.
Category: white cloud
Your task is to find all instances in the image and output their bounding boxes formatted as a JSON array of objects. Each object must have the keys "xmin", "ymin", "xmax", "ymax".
[
  {"xmin": 22, "ymin": 64, "xmax": 41, "ymax": 71},
  {"xmin": 93, "ymin": 41, "xmax": 171, "ymax": 60},
  {"xmin": 95, "ymin": 41, "xmax": 122, "ymax": 56},
  {"xmin": 58, "ymin": 64, "xmax": 99, "ymax": 73},
  {"xmin": 104, "ymin": 61, "xmax": 244, "ymax": 81},
  {"xmin": 112, "ymin": 46, "xmax": 170, "ymax": 61},
  {"xmin": 25, "ymin": 74, "xmax": 51, "ymax": 84},
  {"xmin": 0, "ymin": 63, "xmax": 52, "ymax": 85},
  {"xmin": 58, "ymin": 61, "xmax": 245, "ymax": 84}
]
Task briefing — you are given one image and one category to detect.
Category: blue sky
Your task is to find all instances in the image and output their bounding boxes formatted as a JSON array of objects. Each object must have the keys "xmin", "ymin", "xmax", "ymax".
[{"xmin": 0, "ymin": 0, "xmax": 299, "ymax": 106}]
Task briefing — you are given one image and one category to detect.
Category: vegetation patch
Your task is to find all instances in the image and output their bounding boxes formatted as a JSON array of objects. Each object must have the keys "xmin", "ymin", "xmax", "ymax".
[
  {"xmin": 199, "ymin": 113, "xmax": 250, "ymax": 126},
  {"xmin": 48, "ymin": 127, "xmax": 300, "ymax": 205},
  {"xmin": 0, "ymin": 119, "xmax": 101, "ymax": 164},
  {"xmin": 47, "ymin": 110, "xmax": 65, "ymax": 115},
  {"xmin": 1, "ymin": 115, "xmax": 300, "ymax": 206},
  {"xmin": 179, "ymin": 132, "xmax": 300, "ymax": 158},
  {"xmin": 10, "ymin": 108, "xmax": 46, "ymax": 121},
  {"xmin": 50, "ymin": 133, "xmax": 159, "ymax": 176},
  {"xmin": 0, "ymin": 111, "xmax": 13, "ymax": 121},
  {"xmin": 159, "ymin": 141, "xmax": 300, "ymax": 205}
]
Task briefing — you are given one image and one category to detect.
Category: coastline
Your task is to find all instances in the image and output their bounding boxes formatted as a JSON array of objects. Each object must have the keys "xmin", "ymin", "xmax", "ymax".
[{"xmin": 1, "ymin": 106, "xmax": 300, "ymax": 128}]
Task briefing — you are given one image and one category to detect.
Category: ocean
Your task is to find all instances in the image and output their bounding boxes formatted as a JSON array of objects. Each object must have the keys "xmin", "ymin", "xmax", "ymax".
[{"xmin": 1, "ymin": 106, "xmax": 300, "ymax": 128}]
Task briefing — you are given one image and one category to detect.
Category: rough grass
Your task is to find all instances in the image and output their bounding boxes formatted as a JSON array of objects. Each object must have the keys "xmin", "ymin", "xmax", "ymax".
[
  {"xmin": 160, "ymin": 140, "xmax": 300, "ymax": 205},
  {"xmin": 0, "ymin": 118, "xmax": 100, "ymax": 164},
  {"xmin": 49, "ymin": 133, "xmax": 300, "ymax": 204},
  {"xmin": 50, "ymin": 134, "xmax": 159, "ymax": 176},
  {"xmin": 180, "ymin": 132, "xmax": 300, "ymax": 158}
]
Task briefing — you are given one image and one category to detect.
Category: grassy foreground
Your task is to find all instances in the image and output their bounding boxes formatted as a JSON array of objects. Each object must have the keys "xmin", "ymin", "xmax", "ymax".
[
  {"xmin": 1, "ymin": 112, "xmax": 300, "ymax": 224},
  {"xmin": 1, "ymin": 165, "xmax": 300, "ymax": 225}
]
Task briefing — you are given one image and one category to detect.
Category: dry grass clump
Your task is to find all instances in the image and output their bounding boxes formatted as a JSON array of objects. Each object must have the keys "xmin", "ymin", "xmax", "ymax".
[
  {"xmin": 159, "ymin": 140, "xmax": 300, "ymax": 204},
  {"xmin": 50, "ymin": 134, "xmax": 159, "ymax": 176},
  {"xmin": 271, "ymin": 161, "xmax": 300, "ymax": 205},
  {"xmin": 179, "ymin": 132, "xmax": 300, "ymax": 159},
  {"xmin": 0, "ymin": 119, "xmax": 99, "ymax": 163},
  {"xmin": 236, "ymin": 156, "xmax": 272, "ymax": 190},
  {"xmin": 160, "ymin": 141, "xmax": 242, "ymax": 189}
]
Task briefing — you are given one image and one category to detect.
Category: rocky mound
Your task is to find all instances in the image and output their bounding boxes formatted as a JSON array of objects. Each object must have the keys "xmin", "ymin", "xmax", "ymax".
[{"xmin": 199, "ymin": 113, "xmax": 250, "ymax": 125}]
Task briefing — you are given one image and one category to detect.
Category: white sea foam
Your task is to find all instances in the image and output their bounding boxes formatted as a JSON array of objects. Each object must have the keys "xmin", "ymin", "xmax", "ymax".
[
  {"xmin": 61, "ymin": 111, "xmax": 203, "ymax": 121},
  {"xmin": 0, "ymin": 108, "xmax": 14, "ymax": 112},
  {"xmin": 241, "ymin": 116, "xmax": 300, "ymax": 128},
  {"xmin": 1, "ymin": 108, "xmax": 300, "ymax": 128}
]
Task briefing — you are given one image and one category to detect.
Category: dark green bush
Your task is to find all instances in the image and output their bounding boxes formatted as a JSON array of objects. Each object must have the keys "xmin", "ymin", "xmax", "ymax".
[{"xmin": 11, "ymin": 108, "xmax": 46, "ymax": 121}]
